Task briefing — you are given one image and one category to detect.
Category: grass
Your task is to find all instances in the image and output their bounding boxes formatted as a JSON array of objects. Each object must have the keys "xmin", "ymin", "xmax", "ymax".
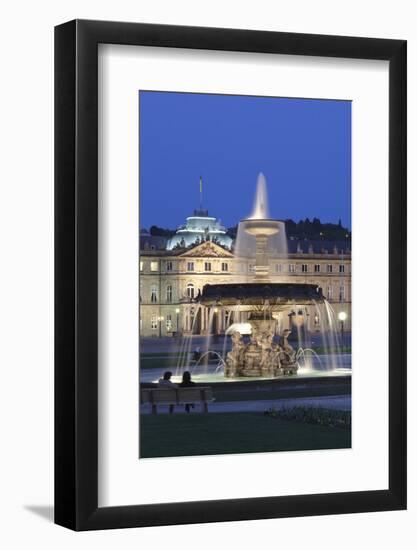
[{"xmin": 140, "ymin": 412, "xmax": 351, "ymax": 458}]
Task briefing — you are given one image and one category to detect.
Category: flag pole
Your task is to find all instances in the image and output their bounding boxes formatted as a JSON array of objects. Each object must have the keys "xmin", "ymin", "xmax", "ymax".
[{"xmin": 199, "ymin": 176, "xmax": 203, "ymax": 211}]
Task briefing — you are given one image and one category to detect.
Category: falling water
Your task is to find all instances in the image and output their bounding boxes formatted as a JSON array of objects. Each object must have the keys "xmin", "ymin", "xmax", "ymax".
[
  {"xmin": 323, "ymin": 299, "xmax": 343, "ymax": 370},
  {"xmin": 175, "ymin": 304, "xmax": 202, "ymax": 377},
  {"xmin": 221, "ymin": 310, "xmax": 233, "ymax": 367}
]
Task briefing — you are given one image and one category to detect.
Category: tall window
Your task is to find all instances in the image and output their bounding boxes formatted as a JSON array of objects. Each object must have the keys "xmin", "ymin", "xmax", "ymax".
[
  {"xmin": 327, "ymin": 285, "xmax": 333, "ymax": 299},
  {"xmin": 225, "ymin": 310, "xmax": 231, "ymax": 326},
  {"xmin": 221, "ymin": 262, "xmax": 228, "ymax": 272},
  {"xmin": 301, "ymin": 264, "xmax": 308, "ymax": 273},
  {"xmin": 187, "ymin": 261, "xmax": 194, "ymax": 271},
  {"xmin": 151, "ymin": 315, "xmax": 158, "ymax": 330},
  {"xmin": 150, "ymin": 261, "xmax": 158, "ymax": 272},
  {"xmin": 204, "ymin": 262, "xmax": 212, "ymax": 271},
  {"xmin": 314, "ymin": 264, "xmax": 321, "ymax": 273},
  {"xmin": 150, "ymin": 285, "xmax": 158, "ymax": 303},
  {"xmin": 186, "ymin": 283, "xmax": 195, "ymax": 300},
  {"xmin": 166, "ymin": 284, "xmax": 172, "ymax": 303},
  {"xmin": 249, "ymin": 264, "xmax": 255, "ymax": 273},
  {"xmin": 275, "ymin": 264, "xmax": 282, "ymax": 273},
  {"xmin": 140, "ymin": 261, "xmax": 144, "ymax": 272},
  {"xmin": 327, "ymin": 264, "xmax": 333, "ymax": 273},
  {"xmin": 166, "ymin": 314, "xmax": 172, "ymax": 332},
  {"xmin": 289, "ymin": 264, "xmax": 296, "ymax": 273},
  {"xmin": 339, "ymin": 264, "xmax": 345, "ymax": 273},
  {"xmin": 166, "ymin": 261, "xmax": 173, "ymax": 271},
  {"xmin": 339, "ymin": 285, "xmax": 345, "ymax": 302}
]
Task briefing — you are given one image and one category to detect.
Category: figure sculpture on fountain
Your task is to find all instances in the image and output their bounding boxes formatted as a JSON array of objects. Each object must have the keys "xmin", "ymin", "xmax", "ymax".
[
  {"xmin": 225, "ymin": 331, "xmax": 245, "ymax": 377},
  {"xmin": 225, "ymin": 326, "xmax": 298, "ymax": 378},
  {"xmin": 278, "ymin": 328, "xmax": 297, "ymax": 374}
]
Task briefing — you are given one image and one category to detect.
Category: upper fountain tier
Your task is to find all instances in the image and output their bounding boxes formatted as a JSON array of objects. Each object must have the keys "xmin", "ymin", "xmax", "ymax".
[
  {"xmin": 236, "ymin": 173, "xmax": 286, "ymax": 278},
  {"xmin": 243, "ymin": 218, "xmax": 281, "ymax": 237},
  {"xmin": 234, "ymin": 173, "xmax": 288, "ymax": 262}
]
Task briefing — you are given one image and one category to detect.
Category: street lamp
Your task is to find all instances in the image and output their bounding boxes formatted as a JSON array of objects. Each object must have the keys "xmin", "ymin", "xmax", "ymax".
[
  {"xmin": 157, "ymin": 315, "xmax": 164, "ymax": 338},
  {"xmin": 338, "ymin": 311, "xmax": 347, "ymax": 347},
  {"xmin": 175, "ymin": 308, "xmax": 180, "ymax": 332}
]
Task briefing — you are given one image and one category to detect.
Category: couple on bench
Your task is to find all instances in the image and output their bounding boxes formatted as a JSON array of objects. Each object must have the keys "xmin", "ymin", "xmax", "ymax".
[{"xmin": 158, "ymin": 370, "xmax": 196, "ymax": 413}]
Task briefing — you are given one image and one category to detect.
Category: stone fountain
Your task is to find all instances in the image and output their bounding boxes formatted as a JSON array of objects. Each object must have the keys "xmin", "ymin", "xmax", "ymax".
[{"xmin": 197, "ymin": 173, "xmax": 325, "ymax": 378}]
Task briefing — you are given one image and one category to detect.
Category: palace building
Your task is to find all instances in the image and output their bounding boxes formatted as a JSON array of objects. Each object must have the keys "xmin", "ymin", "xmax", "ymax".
[{"xmin": 140, "ymin": 208, "xmax": 351, "ymax": 338}]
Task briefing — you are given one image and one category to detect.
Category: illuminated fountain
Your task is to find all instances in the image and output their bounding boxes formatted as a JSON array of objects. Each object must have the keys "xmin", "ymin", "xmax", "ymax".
[
  {"xmin": 196, "ymin": 173, "xmax": 341, "ymax": 378},
  {"xmin": 143, "ymin": 172, "xmax": 349, "ymax": 385},
  {"xmin": 198, "ymin": 283, "xmax": 325, "ymax": 377}
]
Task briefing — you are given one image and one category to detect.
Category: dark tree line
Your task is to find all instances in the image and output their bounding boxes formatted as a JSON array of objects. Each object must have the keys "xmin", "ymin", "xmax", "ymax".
[
  {"xmin": 145, "ymin": 218, "xmax": 351, "ymax": 242},
  {"xmin": 227, "ymin": 218, "xmax": 351, "ymax": 241}
]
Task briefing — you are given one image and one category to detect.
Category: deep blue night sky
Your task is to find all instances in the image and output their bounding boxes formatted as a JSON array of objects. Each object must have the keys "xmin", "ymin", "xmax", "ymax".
[{"xmin": 139, "ymin": 91, "xmax": 351, "ymax": 230}]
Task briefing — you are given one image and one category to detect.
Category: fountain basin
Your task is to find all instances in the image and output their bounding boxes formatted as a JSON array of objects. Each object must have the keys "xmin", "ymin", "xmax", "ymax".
[
  {"xmin": 243, "ymin": 218, "xmax": 281, "ymax": 237},
  {"xmin": 198, "ymin": 282, "xmax": 324, "ymax": 307}
]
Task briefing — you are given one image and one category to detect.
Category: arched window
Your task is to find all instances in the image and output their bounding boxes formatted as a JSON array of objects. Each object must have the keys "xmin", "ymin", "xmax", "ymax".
[
  {"xmin": 186, "ymin": 283, "xmax": 195, "ymax": 300},
  {"xmin": 166, "ymin": 284, "xmax": 172, "ymax": 303},
  {"xmin": 150, "ymin": 285, "xmax": 158, "ymax": 303}
]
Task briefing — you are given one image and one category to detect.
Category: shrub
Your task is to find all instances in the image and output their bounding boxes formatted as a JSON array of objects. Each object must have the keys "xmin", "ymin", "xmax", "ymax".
[{"xmin": 264, "ymin": 406, "xmax": 351, "ymax": 429}]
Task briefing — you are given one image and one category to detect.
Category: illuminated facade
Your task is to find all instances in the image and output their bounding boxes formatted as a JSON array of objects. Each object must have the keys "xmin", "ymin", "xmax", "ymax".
[{"xmin": 140, "ymin": 216, "xmax": 351, "ymax": 338}]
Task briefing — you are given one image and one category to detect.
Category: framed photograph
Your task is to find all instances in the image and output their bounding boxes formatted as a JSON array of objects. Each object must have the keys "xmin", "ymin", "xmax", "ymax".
[{"xmin": 55, "ymin": 20, "xmax": 406, "ymax": 530}]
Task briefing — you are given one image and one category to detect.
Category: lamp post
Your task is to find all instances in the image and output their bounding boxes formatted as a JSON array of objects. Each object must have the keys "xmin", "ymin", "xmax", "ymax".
[
  {"xmin": 175, "ymin": 308, "xmax": 180, "ymax": 333},
  {"xmin": 157, "ymin": 315, "xmax": 164, "ymax": 339},
  {"xmin": 338, "ymin": 311, "xmax": 347, "ymax": 348}
]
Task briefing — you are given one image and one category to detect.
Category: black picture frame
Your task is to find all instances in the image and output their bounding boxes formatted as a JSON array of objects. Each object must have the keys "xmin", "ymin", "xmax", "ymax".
[{"xmin": 55, "ymin": 19, "xmax": 407, "ymax": 531}]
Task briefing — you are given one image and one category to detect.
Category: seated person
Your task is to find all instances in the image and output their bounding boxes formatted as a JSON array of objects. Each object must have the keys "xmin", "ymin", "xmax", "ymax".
[
  {"xmin": 157, "ymin": 371, "xmax": 177, "ymax": 413},
  {"xmin": 158, "ymin": 370, "xmax": 177, "ymax": 388},
  {"xmin": 179, "ymin": 371, "xmax": 196, "ymax": 413}
]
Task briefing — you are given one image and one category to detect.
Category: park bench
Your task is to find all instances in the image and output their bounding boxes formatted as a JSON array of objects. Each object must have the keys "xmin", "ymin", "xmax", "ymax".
[{"xmin": 141, "ymin": 387, "xmax": 214, "ymax": 414}]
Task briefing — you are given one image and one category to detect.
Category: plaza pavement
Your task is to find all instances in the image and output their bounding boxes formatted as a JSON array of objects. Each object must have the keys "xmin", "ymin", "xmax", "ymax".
[{"xmin": 140, "ymin": 394, "xmax": 351, "ymax": 415}]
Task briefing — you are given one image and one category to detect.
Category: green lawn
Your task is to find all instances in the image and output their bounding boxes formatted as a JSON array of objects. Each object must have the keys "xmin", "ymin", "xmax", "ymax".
[{"xmin": 140, "ymin": 412, "xmax": 351, "ymax": 458}]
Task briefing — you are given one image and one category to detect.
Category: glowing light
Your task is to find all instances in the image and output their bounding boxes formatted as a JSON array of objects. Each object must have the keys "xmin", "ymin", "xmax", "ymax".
[
  {"xmin": 226, "ymin": 323, "xmax": 253, "ymax": 335},
  {"xmin": 338, "ymin": 311, "xmax": 347, "ymax": 322}
]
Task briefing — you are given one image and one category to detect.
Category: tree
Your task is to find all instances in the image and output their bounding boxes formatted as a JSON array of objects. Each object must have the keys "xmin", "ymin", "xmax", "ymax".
[{"xmin": 149, "ymin": 225, "xmax": 176, "ymax": 237}]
